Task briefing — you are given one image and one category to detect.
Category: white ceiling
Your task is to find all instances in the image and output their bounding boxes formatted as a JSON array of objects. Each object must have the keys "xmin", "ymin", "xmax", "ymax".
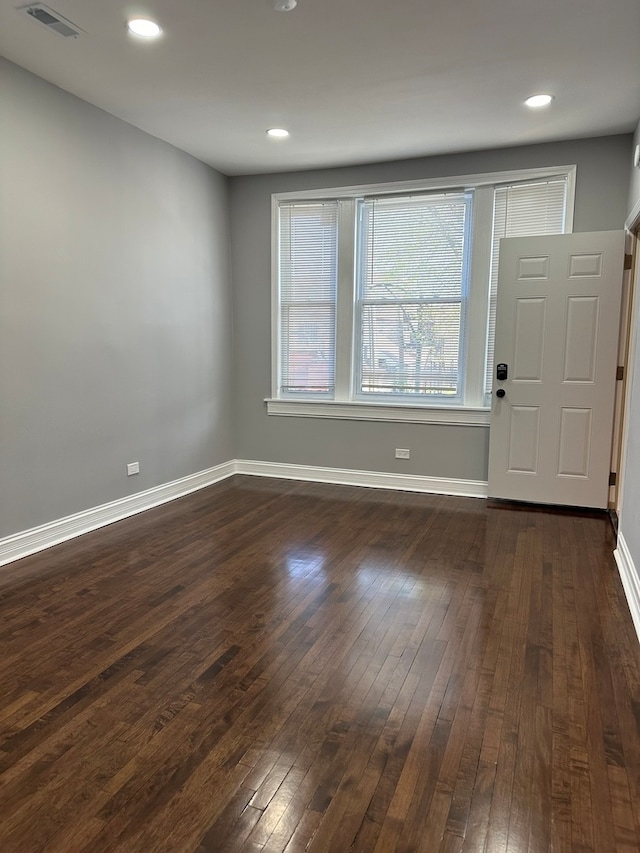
[{"xmin": 1, "ymin": 0, "xmax": 639, "ymax": 175}]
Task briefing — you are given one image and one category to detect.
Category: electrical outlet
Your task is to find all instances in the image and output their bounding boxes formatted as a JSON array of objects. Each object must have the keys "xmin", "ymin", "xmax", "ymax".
[
  {"xmin": 395, "ymin": 448, "xmax": 410, "ymax": 459},
  {"xmin": 127, "ymin": 461, "xmax": 140, "ymax": 476}
]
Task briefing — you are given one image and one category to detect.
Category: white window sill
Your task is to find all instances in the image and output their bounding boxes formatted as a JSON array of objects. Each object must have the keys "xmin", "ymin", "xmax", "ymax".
[{"xmin": 265, "ymin": 399, "xmax": 490, "ymax": 426}]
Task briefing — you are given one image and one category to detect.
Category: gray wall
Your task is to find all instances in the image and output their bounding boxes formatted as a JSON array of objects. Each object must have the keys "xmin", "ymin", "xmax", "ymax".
[
  {"xmin": 230, "ymin": 135, "xmax": 632, "ymax": 481},
  {"xmin": 619, "ymin": 119, "xmax": 640, "ymax": 571},
  {"xmin": 628, "ymin": 121, "xmax": 640, "ymax": 219},
  {"xmin": 0, "ymin": 59, "xmax": 234, "ymax": 538}
]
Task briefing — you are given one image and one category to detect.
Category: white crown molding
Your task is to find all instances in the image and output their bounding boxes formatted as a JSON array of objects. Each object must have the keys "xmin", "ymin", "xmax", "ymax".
[
  {"xmin": 614, "ymin": 532, "xmax": 640, "ymax": 646},
  {"xmin": 235, "ymin": 459, "xmax": 488, "ymax": 498},
  {"xmin": 0, "ymin": 461, "xmax": 235, "ymax": 568}
]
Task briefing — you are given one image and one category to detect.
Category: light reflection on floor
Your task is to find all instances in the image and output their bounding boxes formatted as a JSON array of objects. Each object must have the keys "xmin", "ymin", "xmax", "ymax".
[{"xmin": 284, "ymin": 550, "xmax": 326, "ymax": 578}]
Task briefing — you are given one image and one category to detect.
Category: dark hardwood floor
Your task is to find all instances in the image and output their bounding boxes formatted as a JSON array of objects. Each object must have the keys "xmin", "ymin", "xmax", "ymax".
[{"xmin": 0, "ymin": 475, "xmax": 639, "ymax": 852}]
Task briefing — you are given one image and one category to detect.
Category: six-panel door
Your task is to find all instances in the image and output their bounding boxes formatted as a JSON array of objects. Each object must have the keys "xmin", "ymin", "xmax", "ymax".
[{"xmin": 487, "ymin": 231, "xmax": 624, "ymax": 508}]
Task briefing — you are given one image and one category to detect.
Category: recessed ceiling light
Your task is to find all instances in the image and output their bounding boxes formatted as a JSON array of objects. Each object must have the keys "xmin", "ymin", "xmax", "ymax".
[
  {"xmin": 274, "ymin": 0, "xmax": 297, "ymax": 10},
  {"xmin": 266, "ymin": 128, "xmax": 290, "ymax": 138},
  {"xmin": 524, "ymin": 94, "xmax": 554, "ymax": 108},
  {"xmin": 127, "ymin": 18, "xmax": 162, "ymax": 38}
]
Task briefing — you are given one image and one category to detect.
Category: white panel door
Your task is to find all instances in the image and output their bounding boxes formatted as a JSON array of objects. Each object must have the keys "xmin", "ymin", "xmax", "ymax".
[{"xmin": 488, "ymin": 231, "xmax": 624, "ymax": 508}]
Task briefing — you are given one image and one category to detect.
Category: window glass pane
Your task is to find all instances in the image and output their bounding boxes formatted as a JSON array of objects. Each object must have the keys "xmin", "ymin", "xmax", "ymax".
[
  {"xmin": 279, "ymin": 202, "xmax": 338, "ymax": 395},
  {"xmin": 484, "ymin": 179, "xmax": 567, "ymax": 395},
  {"xmin": 361, "ymin": 303, "xmax": 461, "ymax": 396},
  {"xmin": 358, "ymin": 193, "xmax": 470, "ymax": 398}
]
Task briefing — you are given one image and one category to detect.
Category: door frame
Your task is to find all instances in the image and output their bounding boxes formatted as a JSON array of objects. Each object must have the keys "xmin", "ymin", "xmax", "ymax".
[{"xmin": 614, "ymin": 203, "xmax": 640, "ymax": 516}]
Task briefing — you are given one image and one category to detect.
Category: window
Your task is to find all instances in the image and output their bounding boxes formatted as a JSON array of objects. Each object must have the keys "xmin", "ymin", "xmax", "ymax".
[
  {"xmin": 484, "ymin": 178, "xmax": 570, "ymax": 397},
  {"xmin": 357, "ymin": 192, "xmax": 471, "ymax": 400},
  {"xmin": 278, "ymin": 202, "xmax": 338, "ymax": 396},
  {"xmin": 271, "ymin": 166, "xmax": 574, "ymax": 425}
]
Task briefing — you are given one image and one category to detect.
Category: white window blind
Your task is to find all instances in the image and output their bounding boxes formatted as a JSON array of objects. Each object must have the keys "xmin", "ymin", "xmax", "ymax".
[
  {"xmin": 278, "ymin": 202, "xmax": 338, "ymax": 396},
  {"xmin": 484, "ymin": 179, "xmax": 568, "ymax": 395},
  {"xmin": 357, "ymin": 192, "xmax": 471, "ymax": 398}
]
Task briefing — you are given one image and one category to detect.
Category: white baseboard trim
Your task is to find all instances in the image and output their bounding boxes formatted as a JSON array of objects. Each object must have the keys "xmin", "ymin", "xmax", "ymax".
[
  {"xmin": 0, "ymin": 461, "xmax": 236, "ymax": 568},
  {"xmin": 235, "ymin": 459, "xmax": 488, "ymax": 499},
  {"xmin": 0, "ymin": 458, "xmax": 487, "ymax": 569},
  {"xmin": 614, "ymin": 532, "xmax": 640, "ymax": 646}
]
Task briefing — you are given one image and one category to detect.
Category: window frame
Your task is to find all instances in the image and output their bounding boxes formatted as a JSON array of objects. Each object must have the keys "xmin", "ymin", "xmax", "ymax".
[
  {"xmin": 354, "ymin": 191, "xmax": 473, "ymax": 405},
  {"xmin": 269, "ymin": 165, "xmax": 576, "ymax": 426}
]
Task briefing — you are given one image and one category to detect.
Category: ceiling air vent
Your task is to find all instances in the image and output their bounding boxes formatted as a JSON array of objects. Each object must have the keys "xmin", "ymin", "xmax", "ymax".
[{"xmin": 19, "ymin": 3, "xmax": 84, "ymax": 37}]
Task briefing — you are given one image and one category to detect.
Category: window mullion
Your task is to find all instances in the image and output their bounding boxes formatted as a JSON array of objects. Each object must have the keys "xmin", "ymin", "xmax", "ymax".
[
  {"xmin": 334, "ymin": 199, "xmax": 356, "ymax": 401},
  {"xmin": 464, "ymin": 186, "xmax": 494, "ymax": 407}
]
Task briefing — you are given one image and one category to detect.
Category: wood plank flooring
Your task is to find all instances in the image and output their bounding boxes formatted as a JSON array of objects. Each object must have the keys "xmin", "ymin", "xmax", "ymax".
[{"xmin": 0, "ymin": 475, "xmax": 639, "ymax": 852}]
